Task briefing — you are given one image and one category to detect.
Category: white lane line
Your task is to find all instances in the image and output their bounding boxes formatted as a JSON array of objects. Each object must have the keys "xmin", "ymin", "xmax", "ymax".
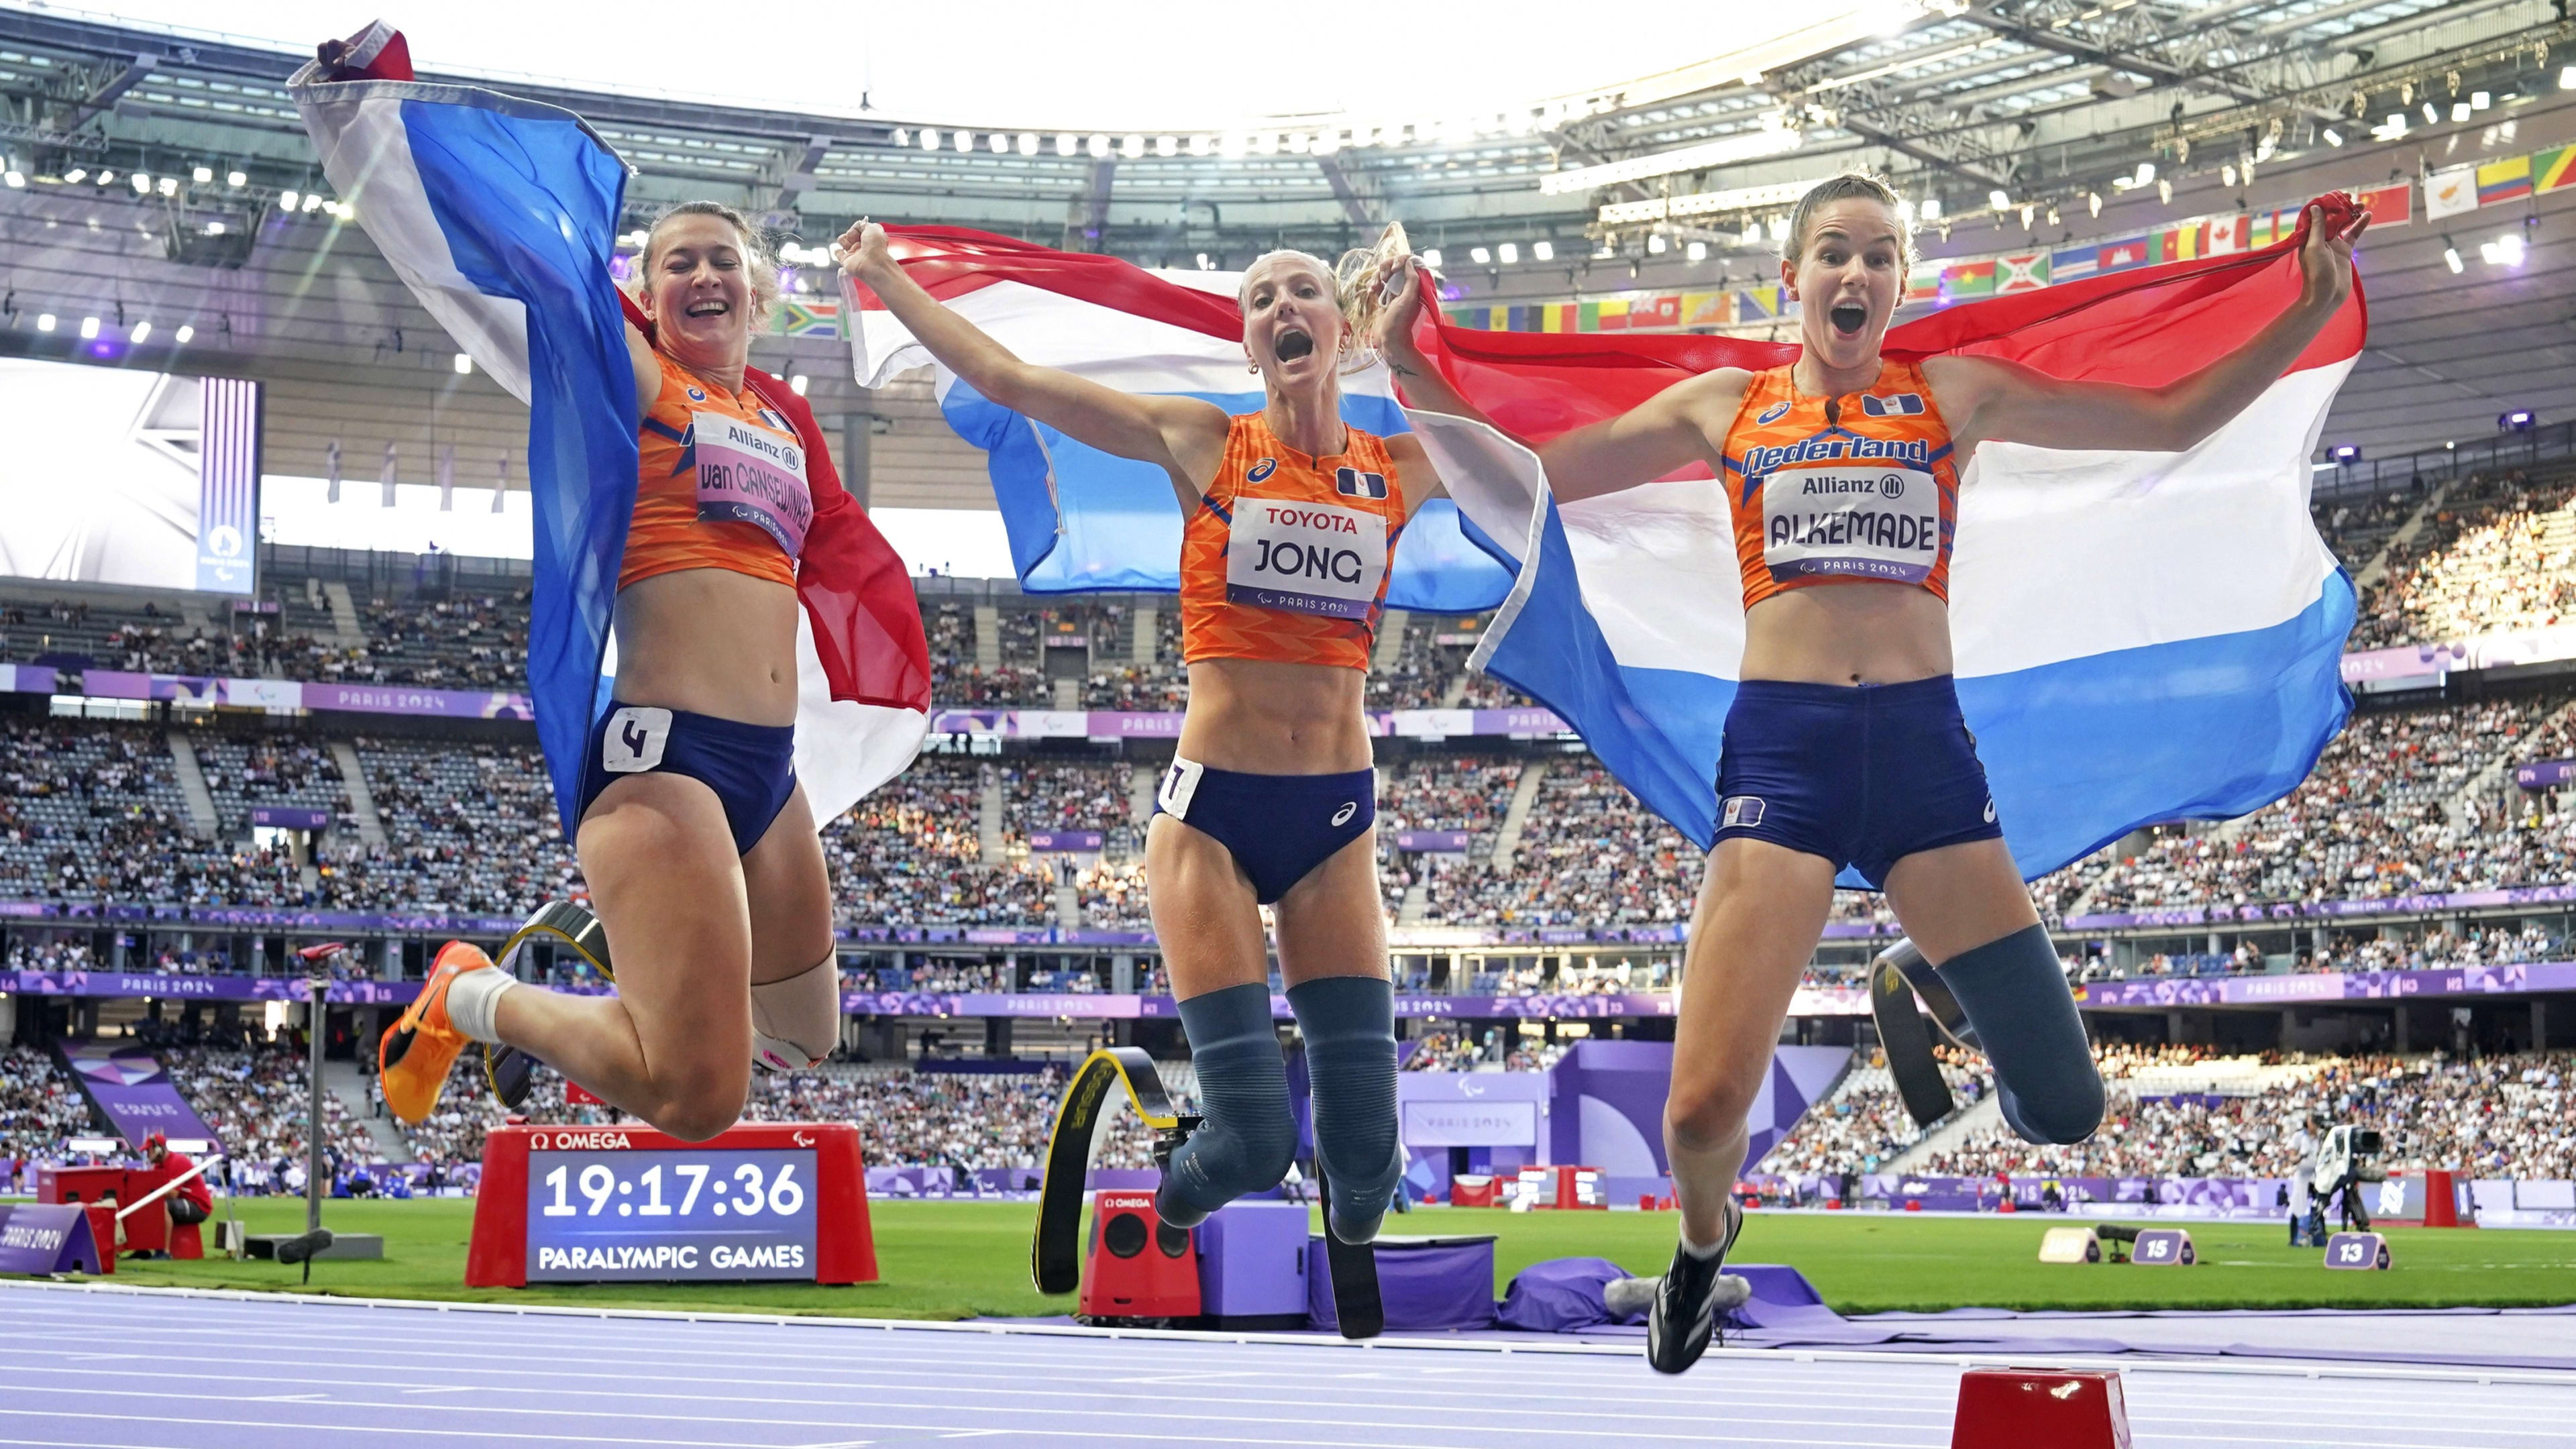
[
  {"xmin": 11, "ymin": 1282, "xmax": 2567, "ymax": 1389},
  {"xmin": 0, "ymin": 1408, "xmax": 751, "ymax": 1447},
  {"xmin": 0, "ymin": 1405, "xmax": 1919, "ymax": 1449},
  {"xmin": 0, "ymin": 1350, "xmax": 1968, "ymax": 1421},
  {"xmin": 0, "ymin": 1338, "xmax": 2546, "ymax": 1428},
  {"xmin": 0, "ymin": 1368, "xmax": 1948, "ymax": 1437}
]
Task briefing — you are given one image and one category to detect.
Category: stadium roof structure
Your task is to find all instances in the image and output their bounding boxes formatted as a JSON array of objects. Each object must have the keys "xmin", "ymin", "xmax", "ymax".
[{"xmin": 0, "ymin": 2, "xmax": 2567, "ymax": 497}]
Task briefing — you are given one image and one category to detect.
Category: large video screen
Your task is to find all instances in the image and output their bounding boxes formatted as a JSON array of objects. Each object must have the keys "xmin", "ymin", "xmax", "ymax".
[{"xmin": 0, "ymin": 357, "xmax": 260, "ymax": 595}]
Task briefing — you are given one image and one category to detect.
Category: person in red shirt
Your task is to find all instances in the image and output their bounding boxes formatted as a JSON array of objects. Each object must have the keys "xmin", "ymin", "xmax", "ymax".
[{"xmin": 140, "ymin": 1132, "xmax": 213, "ymax": 1260}]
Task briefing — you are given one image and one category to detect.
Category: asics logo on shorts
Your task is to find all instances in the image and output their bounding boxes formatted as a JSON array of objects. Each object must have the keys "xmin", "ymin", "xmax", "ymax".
[
  {"xmin": 1721, "ymin": 796, "xmax": 1766, "ymax": 829},
  {"xmin": 1984, "ymin": 798, "xmax": 1998, "ymax": 824},
  {"xmin": 600, "ymin": 706, "xmax": 672, "ymax": 773},
  {"xmin": 1331, "ymin": 801, "xmax": 1357, "ymax": 826}
]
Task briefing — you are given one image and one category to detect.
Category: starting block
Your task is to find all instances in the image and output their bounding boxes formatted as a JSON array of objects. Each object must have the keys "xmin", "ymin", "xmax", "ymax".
[
  {"xmin": 2324, "ymin": 1231, "xmax": 2392, "ymax": 1270},
  {"xmin": 1952, "ymin": 1368, "xmax": 2133, "ymax": 1449}
]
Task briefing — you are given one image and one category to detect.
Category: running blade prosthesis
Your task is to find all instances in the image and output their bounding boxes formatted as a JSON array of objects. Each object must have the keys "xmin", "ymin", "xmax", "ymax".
[
  {"xmin": 1870, "ymin": 937, "xmax": 1979, "ymax": 1130},
  {"xmin": 1033, "ymin": 1048, "xmax": 1185, "ymax": 1295},
  {"xmin": 482, "ymin": 901, "xmax": 615, "ymax": 1109},
  {"xmin": 1309, "ymin": 1154, "xmax": 1385, "ymax": 1340},
  {"xmin": 1030, "ymin": 1046, "xmax": 1385, "ymax": 1337}
]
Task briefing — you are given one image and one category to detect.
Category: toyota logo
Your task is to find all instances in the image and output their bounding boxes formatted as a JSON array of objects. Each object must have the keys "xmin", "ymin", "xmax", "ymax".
[{"xmin": 1878, "ymin": 474, "xmax": 1906, "ymax": 500}]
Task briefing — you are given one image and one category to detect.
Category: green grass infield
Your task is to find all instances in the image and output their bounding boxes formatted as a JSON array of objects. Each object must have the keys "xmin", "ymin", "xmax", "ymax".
[{"xmin": 85, "ymin": 1198, "xmax": 2576, "ymax": 1320}]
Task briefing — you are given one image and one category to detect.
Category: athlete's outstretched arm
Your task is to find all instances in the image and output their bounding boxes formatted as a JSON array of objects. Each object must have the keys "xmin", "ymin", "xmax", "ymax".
[
  {"xmin": 1538, "ymin": 372, "xmax": 1750, "ymax": 504},
  {"xmin": 1926, "ymin": 204, "xmax": 2367, "ymax": 457},
  {"xmin": 1372, "ymin": 256, "xmax": 1749, "ymax": 505},
  {"xmin": 835, "ymin": 221, "xmax": 1228, "ymax": 497}
]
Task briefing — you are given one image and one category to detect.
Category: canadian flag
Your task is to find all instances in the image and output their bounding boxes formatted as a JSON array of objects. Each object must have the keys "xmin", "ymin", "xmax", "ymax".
[{"xmin": 2204, "ymin": 215, "xmax": 2249, "ymax": 254}]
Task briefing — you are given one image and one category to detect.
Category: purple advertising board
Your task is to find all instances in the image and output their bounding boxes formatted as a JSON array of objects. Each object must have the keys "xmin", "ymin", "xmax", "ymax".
[
  {"xmin": 1024, "ymin": 831, "xmax": 1103, "ymax": 851},
  {"xmin": 2067, "ymin": 880, "xmax": 2576, "ymax": 930},
  {"xmin": 0, "ymin": 1205, "xmax": 106, "ymax": 1275},
  {"xmin": 62, "ymin": 1038, "xmax": 225, "ymax": 1149},
  {"xmin": 300, "ymin": 682, "xmax": 533, "ymax": 719},
  {"xmin": 2520, "ymin": 759, "xmax": 2576, "ymax": 790},
  {"xmin": 250, "ymin": 806, "xmax": 333, "ymax": 830},
  {"xmin": 1862, "ymin": 1173, "xmax": 2289, "ymax": 1216},
  {"xmin": 1393, "ymin": 830, "xmax": 1472, "ymax": 853},
  {"xmin": 2074, "ymin": 960, "xmax": 2576, "ymax": 1008}
]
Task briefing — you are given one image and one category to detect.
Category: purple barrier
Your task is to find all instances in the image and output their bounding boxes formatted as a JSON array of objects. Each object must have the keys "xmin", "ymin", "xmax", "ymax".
[
  {"xmin": 3, "ymin": 971, "xmax": 429, "ymax": 1005},
  {"xmin": 2076, "ymin": 960, "xmax": 2576, "ymax": 1008},
  {"xmin": 2068, "ymin": 881, "xmax": 2576, "ymax": 930},
  {"xmin": 1025, "ymin": 830, "xmax": 1103, "ymax": 851},
  {"xmin": 841, "ymin": 991, "xmax": 1140, "ymax": 1018},
  {"xmin": 0, "ymin": 1205, "xmax": 107, "ymax": 1275},
  {"xmin": 2520, "ymin": 759, "xmax": 2576, "ymax": 789},
  {"xmin": 1866, "ymin": 1173, "xmax": 2292, "ymax": 1216},
  {"xmin": 62, "ymin": 1038, "xmax": 224, "ymax": 1149},
  {"xmin": 250, "ymin": 806, "xmax": 332, "ymax": 830},
  {"xmin": 924, "ymin": 706, "xmax": 1576, "ymax": 741},
  {"xmin": 1392, "ymin": 830, "xmax": 1471, "ymax": 852}
]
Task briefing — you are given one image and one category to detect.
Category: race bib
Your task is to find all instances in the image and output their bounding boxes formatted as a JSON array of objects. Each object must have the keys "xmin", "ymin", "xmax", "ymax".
[
  {"xmin": 1760, "ymin": 462, "xmax": 1940, "ymax": 585},
  {"xmin": 692, "ymin": 411, "xmax": 813, "ymax": 559},
  {"xmin": 1225, "ymin": 497, "xmax": 1387, "ymax": 619}
]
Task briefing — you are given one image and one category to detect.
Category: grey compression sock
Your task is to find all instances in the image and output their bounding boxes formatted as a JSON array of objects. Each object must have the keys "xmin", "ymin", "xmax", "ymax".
[
  {"xmin": 1931, "ymin": 924, "xmax": 2104, "ymax": 1145},
  {"xmin": 1160, "ymin": 983, "xmax": 1295, "ymax": 1224},
  {"xmin": 1287, "ymin": 975, "xmax": 1403, "ymax": 1242}
]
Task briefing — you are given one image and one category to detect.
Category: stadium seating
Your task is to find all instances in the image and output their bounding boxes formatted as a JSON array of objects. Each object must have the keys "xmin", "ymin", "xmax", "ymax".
[{"xmin": 1914, "ymin": 1047, "xmax": 2576, "ymax": 1183}]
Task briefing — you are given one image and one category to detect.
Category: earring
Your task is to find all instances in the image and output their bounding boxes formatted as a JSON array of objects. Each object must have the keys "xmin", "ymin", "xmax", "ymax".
[{"xmin": 1246, "ymin": 360, "xmax": 1259, "ymax": 373}]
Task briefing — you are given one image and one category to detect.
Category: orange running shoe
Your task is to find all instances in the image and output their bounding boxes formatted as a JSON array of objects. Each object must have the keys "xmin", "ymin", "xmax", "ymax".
[{"xmin": 379, "ymin": 941, "xmax": 494, "ymax": 1124}]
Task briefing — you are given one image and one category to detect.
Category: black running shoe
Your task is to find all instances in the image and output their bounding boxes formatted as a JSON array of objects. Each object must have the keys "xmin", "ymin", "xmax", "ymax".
[
  {"xmin": 1647, "ymin": 1197, "xmax": 1743, "ymax": 1375},
  {"xmin": 1149, "ymin": 1113, "xmax": 1208, "ymax": 1229}
]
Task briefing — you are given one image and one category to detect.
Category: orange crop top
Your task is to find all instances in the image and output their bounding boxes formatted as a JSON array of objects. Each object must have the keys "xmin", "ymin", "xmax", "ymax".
[
  {"xmin": 623, "ymin": 351, "xmax": 813, "ymax": 592},
  {"xmin": 1721, "ymin": 358, "xmax": 1960, "ymax": 610},
  {"xmin": 1179, "ymin": 413, "xmax": 1405, "ymax": 672}
]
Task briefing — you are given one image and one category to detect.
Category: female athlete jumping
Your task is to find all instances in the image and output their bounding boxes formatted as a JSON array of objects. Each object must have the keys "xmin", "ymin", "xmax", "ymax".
[
  {"xmin": 841, "ymin": 222, "xmax": 1441, "ymax": 1247},
  {"xmin": 1381, "ymin": 174, "xmax": 2364, "ymax": 1371},
  {"xmin": 380, "ymin": 201, "xmax": 847, "ymax": 1140}
]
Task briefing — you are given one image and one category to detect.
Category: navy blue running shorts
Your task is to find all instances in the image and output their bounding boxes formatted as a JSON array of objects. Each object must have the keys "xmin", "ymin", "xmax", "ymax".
[
  {"xmin": 577, "ymin": 702, "xmax": 798, "ymax": 857},
  {"xmin": 1713, "ymin": 674, "xmax": 2002, "ymax": 889}
]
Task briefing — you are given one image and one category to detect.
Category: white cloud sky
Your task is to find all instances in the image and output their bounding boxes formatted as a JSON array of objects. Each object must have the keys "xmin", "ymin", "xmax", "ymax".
[{"xmin": 78, "ymin": 0, "xmax": 1793, "ymax": 130}]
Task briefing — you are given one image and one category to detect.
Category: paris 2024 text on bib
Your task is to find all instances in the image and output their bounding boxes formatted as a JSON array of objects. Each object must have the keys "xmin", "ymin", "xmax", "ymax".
[
  {"xmin": 1760, "ymin": 461, "xmax": 1939, "ymax": 585},
  {"xmin": 1225, "ymin": 497, "xmax": 1388, "ymax": 619}
]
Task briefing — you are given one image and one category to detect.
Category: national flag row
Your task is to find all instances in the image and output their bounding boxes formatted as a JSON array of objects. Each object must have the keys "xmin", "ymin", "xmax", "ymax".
[
  {"xmin": 1445, "ymin": 180, "xmax": 2412, "ymax": 335},
  {"xmin": 2425, "ymin": 142, "xmax": 2576, "ymax": 218}
]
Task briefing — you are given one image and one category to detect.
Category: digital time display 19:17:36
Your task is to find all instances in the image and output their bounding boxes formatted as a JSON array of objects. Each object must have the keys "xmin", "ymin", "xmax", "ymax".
[{"xmin": 523, "ymin": 1147, "xmax": 817, "ymax": 1282}]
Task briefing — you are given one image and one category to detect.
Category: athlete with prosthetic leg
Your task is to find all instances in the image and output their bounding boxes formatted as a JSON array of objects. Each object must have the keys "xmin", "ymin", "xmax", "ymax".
[
  {"xmin": 842, "ymin": 221, "xmax": 1452, "ymax": 1332},
  {"xmin": 1379, "ymin": 174, "xmax": 2366, "ymax": 1372},
  {"xmin": 377, "ymin": 198, "xmax": 850, "ymax": 1138}
]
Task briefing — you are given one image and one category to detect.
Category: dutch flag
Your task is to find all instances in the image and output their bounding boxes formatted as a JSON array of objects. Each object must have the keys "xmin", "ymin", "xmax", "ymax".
[
  {"xmin": 290, "ymin": 25, "xmax": 930, "ymax": 833},
  {"xmin": 845, "ymin": 227, "xmax": 1512, "ymax": 609},
  {"xmin": 843, "ymin": 217, "xmax": 2365, "ymax": 889},
  {"xmin": 1415, "ymin": 200, "xmax": 2368, "ymax": 883}
]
